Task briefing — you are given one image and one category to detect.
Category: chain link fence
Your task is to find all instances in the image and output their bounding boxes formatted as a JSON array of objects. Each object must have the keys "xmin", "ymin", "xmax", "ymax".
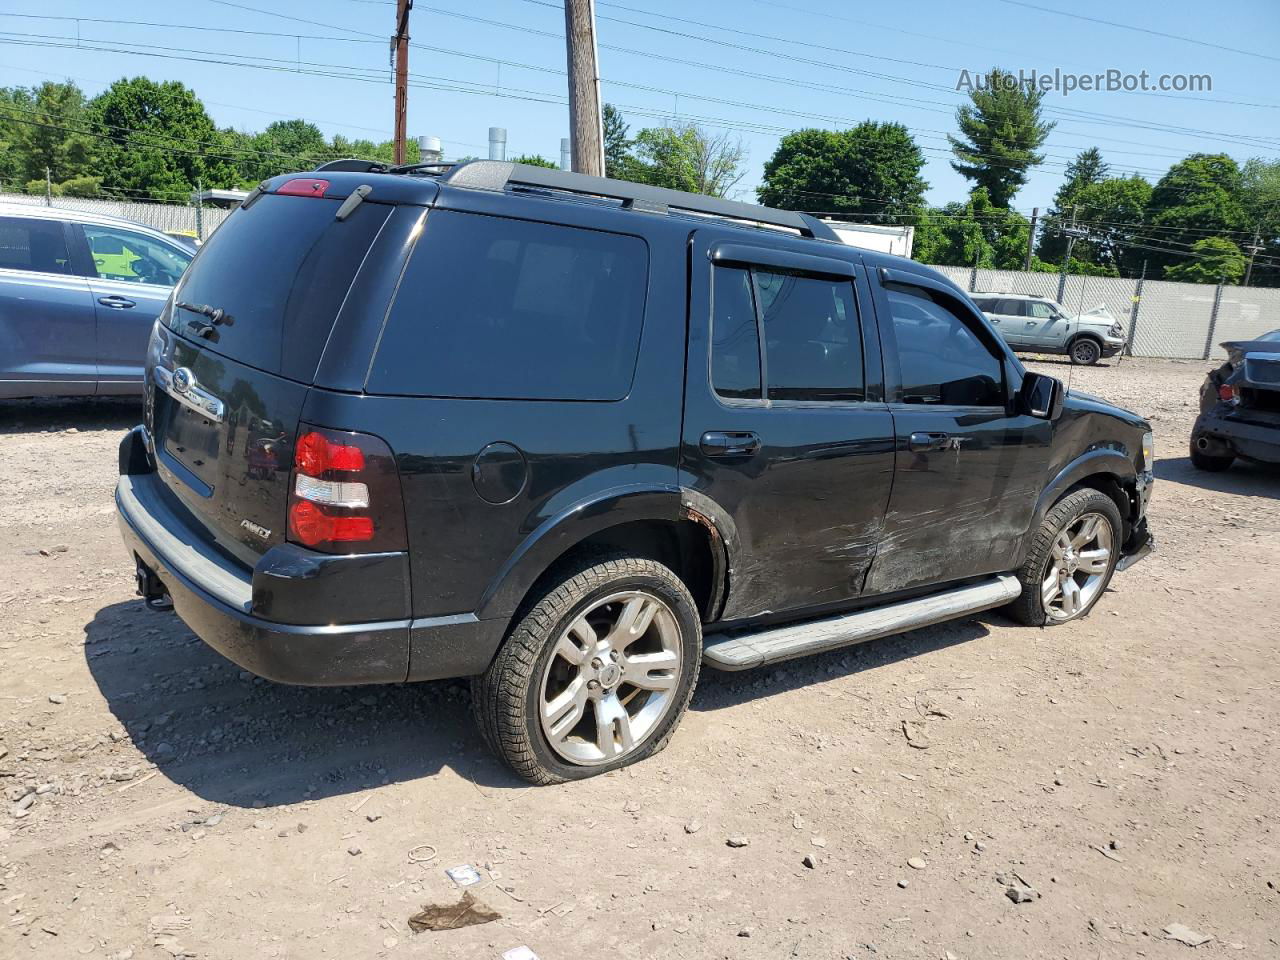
[
  {"xmin": 930, "ymin": 263, "xmax": 1279, "ymax": 360},
  {"xmin": 0, "ymin": 191, "xmax": 232, "ymax": 239}
]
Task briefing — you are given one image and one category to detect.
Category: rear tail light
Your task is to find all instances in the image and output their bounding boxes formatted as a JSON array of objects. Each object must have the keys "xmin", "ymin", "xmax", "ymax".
[
  {"xmin": 287, "ymin": 425, "xmax": 407, "ymax": 554},
  {"xmin": 1218, "ymin": 383, "xmax": 1238, "ymax": 402}
]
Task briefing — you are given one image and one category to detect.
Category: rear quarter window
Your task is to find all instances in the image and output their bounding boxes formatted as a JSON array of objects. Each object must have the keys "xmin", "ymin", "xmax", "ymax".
[{"xmin": 367, "ymin": 210, "xmax": 648, "ymax": 401}]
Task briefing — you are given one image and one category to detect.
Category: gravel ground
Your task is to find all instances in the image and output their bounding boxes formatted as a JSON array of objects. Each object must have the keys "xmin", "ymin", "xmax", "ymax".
[{"xmin": 1, "ymin": 356, "xmax": 1277, "ymax": 960}]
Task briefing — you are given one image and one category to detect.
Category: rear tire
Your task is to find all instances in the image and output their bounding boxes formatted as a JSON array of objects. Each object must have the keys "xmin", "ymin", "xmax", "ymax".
[
  {"xmin": 1189, "ymin": 436, "xmax": 1234, "ymax": 472},
  {"xmin": 1069, "ymin": 337, "xmax": 1101, "ymax": 366},
  {"xmin": 1007, "ymin": 488, "xmax": 1122, "ymax": 626},
  {"xmin": 472, "ymin": 553, "xmax": 701, "ymax": 785}
]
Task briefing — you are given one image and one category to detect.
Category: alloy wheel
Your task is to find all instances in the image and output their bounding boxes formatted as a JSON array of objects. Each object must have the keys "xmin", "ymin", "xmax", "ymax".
[
  {"xmin": 1072, "ymin": 339, "xmax": 1099, "ymax": 364},
  {"xmin": 538, "ymin": 591, "xmax": 683, "ymax": 765},
  {"xmin": 1041, "ymin": 512, "xmax": 1113, "ymax": 621}
]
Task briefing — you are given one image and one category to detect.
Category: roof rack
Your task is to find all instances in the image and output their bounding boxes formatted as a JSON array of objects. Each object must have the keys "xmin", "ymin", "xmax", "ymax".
[{"xmin": 443, "ymin": 160, "xmax": 840, "ymax": 242}]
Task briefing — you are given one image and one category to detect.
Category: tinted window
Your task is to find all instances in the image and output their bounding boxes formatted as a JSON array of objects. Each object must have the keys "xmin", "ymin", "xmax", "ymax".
[
  {"xmin": 1028, "ymin": 301, "xmax": 1056, "ymax": 319},
  {"xmin": 172, "ymin": 194, "xmax": 390, "ymax": 380},
  {"xmin": 996, "ymin": 298, "xmax": 1026, "ymax": 316},
  {"xmin": 711, "ymin": 267, "xmax": 761, "ymax": 399},
  {"xmin": 369, "ymin": 211, "xmax": 648, "ymax": 400},
  {"xmin": 886, "ymin": 284, "xmax": 1003, "ymax": 406},
  {"xmin": 0, "ymin": 216, "xmax": 71, "ymax": 275},
  {"xmin": 972, "ymin": 297, "xmax": 997, "ymax": 312},
  {"xmin": 82, "ymin": 224, "xmax": 190, "ymax": 286},
  {"xmin": 756, "ymin": 270, "xmax": 862, "ymax": 401}
]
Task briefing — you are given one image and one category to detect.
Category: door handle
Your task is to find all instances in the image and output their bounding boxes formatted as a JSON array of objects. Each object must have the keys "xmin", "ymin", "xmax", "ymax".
[
  {"xmin": 908, "ymin": 431, "xmax": 950, "ymax": 452},
  {"xmin": 700, "ymin": 430, "xmax": 761, "ymax": 458},
  {"xmin": 98, "ymin": 295, "xmax": 136, "ymax": 309}
]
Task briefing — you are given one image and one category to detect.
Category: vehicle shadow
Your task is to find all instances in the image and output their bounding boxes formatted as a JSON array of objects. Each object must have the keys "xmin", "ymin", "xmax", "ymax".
[
  {"xmin": 1020, "ymin": 356, "xmax": 1116, "ymax": 369},
  {"xmin": 83, "ymin": 600, "xmax": 525, "ymax": 809},
  {"xmin": 0, "ymin": 397, "xmax": 141, "ymax": 434},
  {"xmin": 693, "ymin": 616, "xmax": 992, "ymax": 711},
  {"xmin": 1156, "ymin": 455, "xmax": 1280, "ymax": 496}
]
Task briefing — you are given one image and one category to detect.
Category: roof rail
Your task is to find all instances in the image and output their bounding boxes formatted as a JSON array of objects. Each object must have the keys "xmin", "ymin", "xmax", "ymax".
[{"xmin": 443, "ymin": 160, "xmax": 839, "ymax": 242}]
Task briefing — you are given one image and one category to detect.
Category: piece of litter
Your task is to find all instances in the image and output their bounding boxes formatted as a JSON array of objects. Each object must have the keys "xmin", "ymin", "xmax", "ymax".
[
  {"xmin": 502, "ymin": 948, "xmax": 539, "ymax": 960},
  {"xmin": 407, "ymin": 844, "xmax": 438, "ymax": 864},
  {"xmin": 1092, "ymin": 843, "xmax": 1125, "ymax": 863},
  {"xmin": 407, "ymin": 891, "xmax": 500, "ymax": 932},
  {"xmin": 1163, "ymin": 923, "xmax": 1212, "ymax": 947},
  {"xmin": 901, "ymin": 719, "xmax": 930, "ymax": 749},
  {"xmin": 348, "ymin": 795, "xmax": 372, "ymax": 813},
  {"xmin": 116, "ymin": 771, "xmax": 159, "ymax": 793},
  {"xmin": 446, "ymin": 864, "xmax": 483, "ymax": 887}
]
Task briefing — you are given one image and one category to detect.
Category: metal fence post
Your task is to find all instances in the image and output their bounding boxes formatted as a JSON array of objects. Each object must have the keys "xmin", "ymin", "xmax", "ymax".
[
  {"xmin": 194, "ymin": 179, "xmax": 204, "ymax": 240},
  {"xmin": 1202, "ymin": 277, "xmax": 1225, "ymax": 360},
  {"xmin": 968, "ymin": 253, "xmax": 978, "ymax": 293},
  {"xmin": 1124, "ymin": 261, "xmax": 1146, "ymax": 357}
]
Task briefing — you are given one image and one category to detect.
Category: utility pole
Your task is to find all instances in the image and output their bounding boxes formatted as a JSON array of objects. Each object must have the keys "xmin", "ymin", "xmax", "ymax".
[
  {"xmin": 1243, "ymin": 225, "xmax": 1262, "ymax": 287},
  {"xmin": 1057, "ymin": 204, "xmax": 1084, "ymax": 304},
  {"xmin": 44, "ymin": 166, "xmax": 52, "ymax": 206},
  {"xmin": 391, "ymin": 0, "xmax": 412, "ymax": 165},
  {"xmin": 1024, "ymin": 206, "xmax": 1038, "ymax": 272},
  {"xmin": 563, "ymin": 0, "xmax": 605, "ymax": 176}
]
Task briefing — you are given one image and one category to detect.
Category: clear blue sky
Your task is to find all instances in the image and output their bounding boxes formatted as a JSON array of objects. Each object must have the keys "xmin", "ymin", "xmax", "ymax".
[{"xmin": 1, "ymin": 0, "xmax": 1277, "ymax": 212}]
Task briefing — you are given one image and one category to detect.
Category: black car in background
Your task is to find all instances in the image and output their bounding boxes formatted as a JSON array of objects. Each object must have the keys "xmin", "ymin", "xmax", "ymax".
[
  {"xmin": 115, "ymin": 161, "xmax": 1154, "ymax": 784},
  {"xmin": 1192, "ymin": 330, "xmax": 1280, "ymax": 471}
]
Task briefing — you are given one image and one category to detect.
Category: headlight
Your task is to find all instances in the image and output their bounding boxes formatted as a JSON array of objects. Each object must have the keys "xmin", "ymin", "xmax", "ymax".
[
  {"xmin": 1141, "ymin": 431, "xmax": 1155, "ymax": 471},
  {"xmin": 1109, "ymin": 323, "xmax": 1124, "ymax": 338}
]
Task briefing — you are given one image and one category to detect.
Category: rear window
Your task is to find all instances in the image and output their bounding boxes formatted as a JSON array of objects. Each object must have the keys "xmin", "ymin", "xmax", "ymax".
[
  {"xmin": 367, "ymin": 210, "xmax": 648, "ymax": 400},
  {"xmin": 169, "ymin": 194, "xmax": 390, "ymax": 380},
  {"xmin": 0, "ymin": 216, "xmax": 72, "ymax": 275}
]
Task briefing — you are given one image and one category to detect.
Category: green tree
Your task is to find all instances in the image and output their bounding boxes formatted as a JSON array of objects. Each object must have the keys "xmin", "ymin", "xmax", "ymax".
[
  {"xmin": 914, "ymin": 187, "xmax": 1032, "ymax": 269},
  {"xmin": 1038, "ymin": 175, "xmax": 1151, "ymax": 275},
  {"xmin": 1164, "ymin": 237, "xmax": 1247, "ymax": 284},
  {"xmin": 0, "ymin": 81, "xmax": 98, "ymax": 190},
  {"xmin": 511, "ymin": 153, "xmax": 558, "ymax": 168},
  {"xmin": 1037, "ymin": 148, "xmax": 1110, "ymax": 262},
  {"xmin": 630, "ymin": 122, "xmax": 745, "ymax": 197},
  {"xmin": 89, "ymin": 77, "xmax": 237, "ymax": 200},
  {"xmin": 1240, "ymin": 157, "xmax": 1280, "ymax": 286},
  {"xmin": 757, "ymin": 122, "xmax": 927, "ymax": 223},
  {"xmin": 1142, "ymin": 153, "xmax": 1247, "ymax": 278},
  {"xmin": 603, "ymin": 103, "xmax": 637, "ymax": 180},
  {"xmin": 949, "ymin": 67, "xmax": 1055, "ymax": 208}
]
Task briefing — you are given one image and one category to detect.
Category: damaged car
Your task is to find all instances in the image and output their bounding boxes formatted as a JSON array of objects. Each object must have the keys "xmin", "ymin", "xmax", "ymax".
[
  {"xmin": 1191, "ymin": 330, "xmax": 1280, "ymax": 471},
  {"xmin": 115, "ymin": 161, "xmax": 1156, "ymax": 785}
]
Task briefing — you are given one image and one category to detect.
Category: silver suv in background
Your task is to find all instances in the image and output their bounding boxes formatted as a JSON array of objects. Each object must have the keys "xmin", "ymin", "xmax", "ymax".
[
  {"xmin": 973, "ymin": 292, "xmax": 1126, "ymax": 365},
  {"xmin": 0, "ymin": 204, "xmax": 194, "ymax": 398}
]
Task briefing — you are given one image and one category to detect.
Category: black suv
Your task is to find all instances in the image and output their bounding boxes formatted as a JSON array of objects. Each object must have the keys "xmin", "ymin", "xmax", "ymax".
[{"xmin": 116, "ymin": 161, "xmax": 1154, "ymax": 784}]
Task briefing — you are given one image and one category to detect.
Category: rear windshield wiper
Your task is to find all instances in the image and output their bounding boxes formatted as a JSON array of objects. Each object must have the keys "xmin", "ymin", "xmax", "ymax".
[
  {"xmin": 175, "ymin": 301, "xmax": 235, "ymax": 340},
  {"xmin": 175, "ymin": 301, "xmax": 234, "ymax": 327}
]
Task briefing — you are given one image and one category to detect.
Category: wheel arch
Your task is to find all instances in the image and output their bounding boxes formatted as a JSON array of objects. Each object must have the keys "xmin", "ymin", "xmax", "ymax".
[
  {"xmin": 476, "ymin": 487, "xmax": 734, "ymax": 627},
  {"xmin": 1028, "ymin": 450, "xmax": 1136, "ymax": 553}
]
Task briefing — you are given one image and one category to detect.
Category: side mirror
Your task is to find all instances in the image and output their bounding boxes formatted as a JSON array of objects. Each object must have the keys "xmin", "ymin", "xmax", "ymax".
[{"xmin": 1019, "ymin": 372, "xmax": 1064, "ymax": 420}]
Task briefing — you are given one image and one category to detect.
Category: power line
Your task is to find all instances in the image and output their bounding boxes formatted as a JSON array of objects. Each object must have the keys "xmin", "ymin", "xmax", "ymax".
[
  {"xmin": 994, "ymin": 0, "xmax": 1280, "ymax": 64},
  {"xmin": 0, "ymin": 29, "xmax": 1186, "ymax": 180}
]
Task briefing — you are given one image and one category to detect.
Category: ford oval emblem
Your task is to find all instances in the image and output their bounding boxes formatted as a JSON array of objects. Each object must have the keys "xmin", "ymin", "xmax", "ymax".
[{"xmin": 171, "ymin": 367, "xmax": 193, "ymax": 394}]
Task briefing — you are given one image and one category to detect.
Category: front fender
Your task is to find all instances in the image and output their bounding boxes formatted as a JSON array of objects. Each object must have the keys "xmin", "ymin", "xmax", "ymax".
[{"xmin": 1029, "ymin": 447, "xmax": 1135, "ymax": 534}]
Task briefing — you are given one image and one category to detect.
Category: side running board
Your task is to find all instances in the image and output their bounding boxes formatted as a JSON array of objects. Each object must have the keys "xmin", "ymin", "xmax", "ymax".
[{"xmin": 702, "ymin": 575, "xmax": 1022, "ymax": 671}]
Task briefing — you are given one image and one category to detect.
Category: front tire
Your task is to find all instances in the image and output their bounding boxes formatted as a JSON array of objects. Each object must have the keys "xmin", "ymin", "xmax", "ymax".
[
  {"xmin": 472, "ymin": 554, "xmax": 701, "ymax": 785},
  {"xmin": 1069, "ymin": 336, "xmax": 1101, "ymax": 366},
  {"xmin": 1007, "ymin": 488, "xmax": 1122, "ymax": 626}
]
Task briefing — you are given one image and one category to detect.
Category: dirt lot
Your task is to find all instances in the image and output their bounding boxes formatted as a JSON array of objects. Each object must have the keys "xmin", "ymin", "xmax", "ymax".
[{"xmin": 1, "ymin": 357, "xmax": 1277, "ymax": 960}]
